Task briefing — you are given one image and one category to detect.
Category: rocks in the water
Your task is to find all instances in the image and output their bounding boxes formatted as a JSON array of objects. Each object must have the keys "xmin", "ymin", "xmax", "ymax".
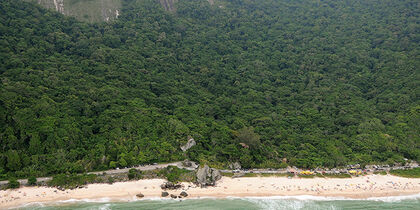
[
  {"xmin": 161, "ymin": 191, "xmax": 169, "ymax": 197},
  {"xmin": 160, "ymin": 182, "xmax": 181, "ymax": 190},
  {"xmin": 196, "ymin": 164, "xmax": 222, "ymax": 187},
  {"xmin": 228, "ymin": 162, "xmax": 241, "ymax": 170},
  {"xmin": 170, "ymin": 194, "xmax": 177, "ymax": 199},
  {"xmin": 180, "ymin": 137, "xmax": 196, "ymax": 152},
  {"xmin": 136, "ymin": 193, "xmax": 144, "ymax": 198},
  {"xmin": 180, "ymin": 191, "xmax": 188, "ymax": 197}
]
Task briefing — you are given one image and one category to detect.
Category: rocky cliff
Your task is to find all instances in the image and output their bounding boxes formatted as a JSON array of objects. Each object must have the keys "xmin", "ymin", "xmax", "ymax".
[
  {"xmin": 33, "ymin": 0, "xmax": 216, "ymax": 21},
  {"xmin": 33, "ymin": 0, "xmax": 121, "ymax": 22}
]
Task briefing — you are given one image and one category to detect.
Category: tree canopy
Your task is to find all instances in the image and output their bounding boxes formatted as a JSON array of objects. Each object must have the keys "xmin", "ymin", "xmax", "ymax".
[{"xmin": 0, "ymin": 0, "xmax": 419, "ymax": 178}]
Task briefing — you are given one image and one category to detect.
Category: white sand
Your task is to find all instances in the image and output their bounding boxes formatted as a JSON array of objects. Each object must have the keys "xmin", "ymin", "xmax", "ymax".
[{"xmin": 1, "ymin": 174, "xmax": 420, "ymax": 209}]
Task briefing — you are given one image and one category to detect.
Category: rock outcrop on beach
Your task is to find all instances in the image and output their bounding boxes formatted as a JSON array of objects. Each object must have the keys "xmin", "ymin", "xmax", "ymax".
[
  {"xmin": 160, "ymin": 182, "xmax": 181, "ymax": 190},
  {"xmin": 196, "ymin": 164, "xmax": 222, "ymax": 187},
  {"xmin": 161, "ymin": 191, "xmax": 169, "ymax": 197},
  {"xmin": 136, "ymin": 193, "xmax": 144, "ymax": 198},
  {"xmin": 180, "ymin": 191, "xmax": 188, "ymax": 197}
]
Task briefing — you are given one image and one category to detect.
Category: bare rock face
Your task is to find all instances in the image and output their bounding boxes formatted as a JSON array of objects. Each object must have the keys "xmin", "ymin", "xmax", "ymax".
[
  {"xmin": 180, "ymin": 137, "xmax": 196, "ymax": 152},
  {"xmin": 35, "ymin": 0, "xmax": 122, "ymax": 22},
  {"xmin": 196, "ymin": 164, "xmax": 222, "ymax": 187},
  {"xmin": 159, "ymin": 0, "xmax": 178, "ymax": 12},
  {"xmin": 229, "ymin": 162, "xmax": 241, "ymax": 170},
  {"xmin": 161, "ymin": 191, "xmax": 169, "ymax": 197}
]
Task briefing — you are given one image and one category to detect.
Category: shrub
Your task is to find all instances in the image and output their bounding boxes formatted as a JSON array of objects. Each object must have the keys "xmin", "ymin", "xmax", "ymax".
[
  {"xmin": 390, "ymin": 168, "xmax": 420, "ymax": 178},
  {"xmin": 8, "ymin": 178, "xmax": 20, "ymax": 189},
  {"xmin": 48, "ymin": 174, "xmax": 97, "ymax": 189},
  {"xmin": 28, "ymin": 176, "xmax": 37, "ymax": 186},
  {"xmin": 107, "ymin": 176, "xmax": 115, "ymax": 184},
  {"xmin": 128, "ymin": 168, "xmax": 143, "ymax": 180},
  {"xmin": 159, "ymin": 166, "xmax": 193, "ymax": 183}
]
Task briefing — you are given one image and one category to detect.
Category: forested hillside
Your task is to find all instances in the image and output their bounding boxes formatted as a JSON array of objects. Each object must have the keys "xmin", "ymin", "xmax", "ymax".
[{"xmin": 0, "ymin": 0, "xmax": 419, "ymax": 179}]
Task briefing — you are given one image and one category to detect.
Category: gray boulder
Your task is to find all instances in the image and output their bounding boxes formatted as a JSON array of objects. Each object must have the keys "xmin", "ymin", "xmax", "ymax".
[
  {"xmin": 180, "ymin": 137, "xmax": 196, "ymax": 152},
  {"xmin": 136, "ymin": 193, "xmax": 144, "ymax": 198},
  {"xmin": 229, "ymin": 162, "xmax": 241, "ymax": 170},
  {"xmin": 161, "ymin": 191, "xmax": 169, "ymax": 197},
  {"xmin": 196, "ymin": 164, "xmax": 222, "ymax": 187},
  {"xmin": 160, "ymin": 182, "xmax": 181, "ymax": 190},
  {"xmin": 170, "ymin": 194, "xmax": 177, "ymax": 199},
  {"xmin": 180, "ymin": 191, "xmax": 188, "ymax": 197}
]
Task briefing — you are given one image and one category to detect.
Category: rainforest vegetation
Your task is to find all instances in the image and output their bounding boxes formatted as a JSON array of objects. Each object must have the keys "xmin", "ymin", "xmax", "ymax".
[{"xmin": 0, "ymin": 0, "xmax": 419, "ymax": 179}]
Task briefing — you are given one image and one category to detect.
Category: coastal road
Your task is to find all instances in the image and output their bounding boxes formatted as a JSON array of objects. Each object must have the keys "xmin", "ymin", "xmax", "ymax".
[{"xmin": 0, "ymin": 161, "xmax": 198, "ymax": 186}]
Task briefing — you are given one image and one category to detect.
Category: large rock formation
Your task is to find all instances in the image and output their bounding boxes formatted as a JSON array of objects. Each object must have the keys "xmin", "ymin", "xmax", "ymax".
[
  {"xmin": 34, "ymin": 0, "xmax": 121, "ymax": 22},
  {"xmin": 180, "ymin": 137, "xmax": 196, "ymax": 152},
  {"xmin": 159, "ymin": 0, "xmax": 178, "ymax": 12},
  {"xmin": 196, "ymin": 165, "xmax": 222, "ymax": 187},
  {"xmin": 228, "ymin": 162, "xmax": 241, "ymax": 170},
  {"xmin": 35, "ymin": 0, "xmax": 217, "ymax": 22}
]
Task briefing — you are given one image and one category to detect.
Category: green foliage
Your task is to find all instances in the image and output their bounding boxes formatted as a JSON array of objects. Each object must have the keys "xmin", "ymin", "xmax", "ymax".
[
  {"xmin": 107, "ymin": 176, "xmax": 115, "ymax": 184},
  {"xmin": 109, "ymin": 161, "xmax": 117, "ymax": 169},
  {"xmin": 27, "ymin": 176, "xmax": 37, "ymax": 186},
  {"xmin": 48, "ymin": 174, "xmax": 97, "ymax": 189},
  {"xmin": 321, "ymin": 174, "xmax": 352, "ymax": 179},
  {"xmin": 7, "ymin": 177, "xmax": 20, "ymax": 189},
  {"xmin": 0, "ymin": 0, "xmax": 419, "ymax": 178},
  {"xmin": 297, "ymin": 174, "xmax": 316, "ymax": 179},
  {"xmin": 159, "ymin": 166, "xmax": 194, "ymax": 183},
  {"xmin": 5, "ymin": 150, "xmax": 21, "ymax": 171},
  {"xmin": 390, "ymin": 168, "xmax": 420, "ymax": 178},
  {"xmin": 127, "ymin": 168, "xmax": 143, "ymax": 180},
  {"xmin": 236, "ymin": 127, "xmax": 260, "ymax": 149},
  {"xmin": 374, "ymin": 171, "xmax": 388, "ymax": 175}
]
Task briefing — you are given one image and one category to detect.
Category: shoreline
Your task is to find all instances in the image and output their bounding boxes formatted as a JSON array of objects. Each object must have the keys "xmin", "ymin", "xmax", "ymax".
[{"xmin": 2, "ymin": 175, "xmax": 420, "ymax": 209}]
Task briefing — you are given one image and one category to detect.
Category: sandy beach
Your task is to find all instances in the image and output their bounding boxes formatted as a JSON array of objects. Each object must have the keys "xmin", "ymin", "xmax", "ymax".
[{"xmin": 1, "ymin": 174, "xmax": 420, "ymax": 209}]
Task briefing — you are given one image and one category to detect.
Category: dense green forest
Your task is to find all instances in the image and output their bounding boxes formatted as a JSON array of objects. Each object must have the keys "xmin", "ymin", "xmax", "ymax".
[{"xmin": 0, "ymin": 0, "xmax": 419, "ymax": 179}]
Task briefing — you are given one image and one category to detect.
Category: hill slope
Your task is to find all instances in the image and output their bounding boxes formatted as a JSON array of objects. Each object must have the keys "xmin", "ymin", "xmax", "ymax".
[{"xmin": 0, "ymin": 0, "xmax": 419, "ymax": 178}]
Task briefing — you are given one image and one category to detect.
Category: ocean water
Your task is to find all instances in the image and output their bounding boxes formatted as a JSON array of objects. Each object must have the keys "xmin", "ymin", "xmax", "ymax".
[{"xmin": 17, "ymin": 195, "xmax": 420, "ymax": 210}]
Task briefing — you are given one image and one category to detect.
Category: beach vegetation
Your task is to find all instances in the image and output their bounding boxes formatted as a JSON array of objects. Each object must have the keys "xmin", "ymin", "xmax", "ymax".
[
  {"xmin": 390, "ymin": 168, "xmax": 420, "ymax": 178},
  {"xmin": 127, "ymin": 168, "xmax": 143, "ymax": 180},
  {"xmin": 159, "ymin": 166, "xmax": 195, "ymax": 183},
  {"xmin": 221, "ymin": 172, "xmax": 234, "ymax": 177},
  {"xmin": 7, "ymin": 178, "xmax": 20, "ymax": 189},
  {"xmin": 107, "ymin": 176, "xmax": 115, "ymax": 184},
  {"xmin": 374, "ymin": 171, "xmax": 388, "ymax": 175},
  {"xmin": 320, "ymin": 174, "xmax": 352, "ymax": 179},
  {"xmin": 27, "ymin": 176, "xmax": 37, "ymax": 186},
  {"xmin": 298, "ymin": 174, "xmax": 316, "ymax": 178},
  {"xmin": 48, "ymin": 174, "xmax": 97, "ymax": 188}
]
